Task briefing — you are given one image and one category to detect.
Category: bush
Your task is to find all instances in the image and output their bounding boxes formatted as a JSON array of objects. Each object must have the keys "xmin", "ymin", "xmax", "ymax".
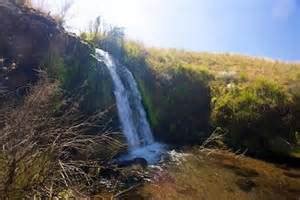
[
  {"xmin": 81, "ymin": 16, "xmax": 125, "ymax": 59},
  {"xmin": 41, "ymin": 40, "xmax": 115, "ymax": 114},
  {"xmin": 0, "ymin": 75, "xmax": 122, "ymax": 198},
  {"xmin": 212, "ymin": 79, "xmax": 297, "ymax": 156},
  {"xmin": 149, "ymin": 66, "xmax": 212, "ymax": 144},
  {"xmin": 121, "ymin": 42, "xmax": 212, "ymax": 144}
]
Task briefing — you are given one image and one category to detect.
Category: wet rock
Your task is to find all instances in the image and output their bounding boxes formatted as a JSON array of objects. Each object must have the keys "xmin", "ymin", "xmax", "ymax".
[
  {"xmin": 117, "ymin": 157, "xmax": 148, "ymax": 168},
  {"xmin": 163, "ymin": 150, "xmax": 190, "ymax": 165},
  {"xmin": 100, "ymin": 167, "xmax": 121, "ymax": 179}
]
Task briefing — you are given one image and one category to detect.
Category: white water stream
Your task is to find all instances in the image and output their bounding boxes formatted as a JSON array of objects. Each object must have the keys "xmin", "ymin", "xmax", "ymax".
[{"xmin": 95, "ymin": 49, "xmax": 164, "ymax": 164}]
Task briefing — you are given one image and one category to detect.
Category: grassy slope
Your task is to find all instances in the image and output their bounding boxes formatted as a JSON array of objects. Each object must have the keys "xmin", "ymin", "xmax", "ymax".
[
  {"xmin": 147, "ymin": 48, "xmax": 300, "ymax": 86},
  {"xmin": 123, "ymin": 42, "xmax": 300, "ymax": 156},
  {"xmin": 123, "ymin": 42, "xmax": 212, "ymax": 144}
]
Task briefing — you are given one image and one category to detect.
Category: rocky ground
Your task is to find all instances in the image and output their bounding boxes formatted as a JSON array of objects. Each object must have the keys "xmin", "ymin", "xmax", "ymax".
[{"xmin": 94, "ymin": 148, "xmax": 300, "ymax": 200}]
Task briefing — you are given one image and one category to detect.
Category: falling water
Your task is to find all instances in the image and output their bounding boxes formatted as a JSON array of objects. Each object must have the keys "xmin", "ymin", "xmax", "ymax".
[{"xmin": 95, "ymin": 49, "xmax": 164, "ymax": 164}]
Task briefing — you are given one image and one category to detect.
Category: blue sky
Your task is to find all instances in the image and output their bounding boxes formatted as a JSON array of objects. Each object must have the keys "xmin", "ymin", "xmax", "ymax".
[{"xmin": 40, "ymin": 0, "xmax": 299, "ymax": 61}]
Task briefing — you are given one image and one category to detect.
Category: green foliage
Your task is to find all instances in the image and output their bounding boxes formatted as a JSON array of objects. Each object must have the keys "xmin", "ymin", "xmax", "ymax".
[
  {"xmin": 60, "ymin": 56, "xmax": 114, "ymax": 113},
  {"xmin": 122, "ymin": 41, "xmax": 147, "ymax": 66},
  {"xmin": 42, "ymin": 43, "xmax": 114, "ymax": 114},
  {"xmin": 42, "ymin": 48, "xmax": 90, "ymax": 91},
  {"xmin": 212, "ymin": 79, "xmax": 297, "ymax": 156},
  {"xmin": 82, "ymin": 61, "xmax": 114, "ymax": 112},
  {"xmin": 76, "ymin": 23, "xmax": 300, "ymax": 153},
  {"xmin": 42, "ymin": 52, "xmax": 66, "ymax": 82},
  {"xmin": 120, "ymin": 41, "xmax": 212, "ymax": 144},
  {"xmin": 0, "ymin": 152, "xmax": 52, "ymax": 199},
  {"xmin": 151, "ymin": 49, "xmax": 299, "ymax": 156},
  {"xmin": 81, "ymin": 16, "xmax": 125, "ymax": 59},
  {"xmin": 136, "ymin": 79, "xmax": 159, "ymax": 127},
  {"xmin": 100, "ymin": 27, "xmax": 125, "ymax": 58}
]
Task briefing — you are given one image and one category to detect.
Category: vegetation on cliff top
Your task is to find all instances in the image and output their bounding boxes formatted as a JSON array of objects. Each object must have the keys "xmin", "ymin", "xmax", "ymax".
[
  {"xmin": 148, "ymin": 47, "xmax": 300, "ymax": 157},
  {"xmin": 0, "ymin": 1, "xmax": 300, "ymax": 198},
  {"xmin": 86, "ymin": 22, "xmax": 300, "ymax": 156},
  {"xmin": 0, "ymin": 2, "xmax": 122, "ymax": 198}
]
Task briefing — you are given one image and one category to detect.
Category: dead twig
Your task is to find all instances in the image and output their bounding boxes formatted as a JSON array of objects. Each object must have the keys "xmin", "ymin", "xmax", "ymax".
[
  {"xmin": 0, "ymin": 73, "xmax": 124, "ymax": 198},
  {"xmin": 112, "ymin": 183, "xmax": 141, "ymax": 200}
]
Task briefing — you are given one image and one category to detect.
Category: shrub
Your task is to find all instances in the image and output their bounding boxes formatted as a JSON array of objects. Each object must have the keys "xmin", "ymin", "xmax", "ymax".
[
  {"xmin": 81, "ymin": 16, "xmax": 125, "ymax": 59},
  {"xmin": 212, "ymin": 79, "xmax": 297, "ymax": 156},
  {"xmin": 0, "ymin": 74, "xmax": 122, "ymax": 198},
  {"xmin": 42, "ymin": 41, "xmax": 115, "ymax": 114},
  {"xmin": 121, "ymin": 42, "xmax": 212, "ymax": 144}
]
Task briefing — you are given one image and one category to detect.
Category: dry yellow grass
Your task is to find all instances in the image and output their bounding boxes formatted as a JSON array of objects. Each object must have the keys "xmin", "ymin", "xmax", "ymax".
[
  {"xmin": 146, "ymin": 48, "xmax": 300, "ymax": 87},
  {"xmin": 135, "ymin": 149, "xmax": 300, "ymax": 200}
]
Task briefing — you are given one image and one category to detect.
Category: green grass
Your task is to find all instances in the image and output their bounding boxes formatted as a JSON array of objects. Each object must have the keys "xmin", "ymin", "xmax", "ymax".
[
  {"xmin": 146, "ymin": 48, "xmax": 300, "ymax": 86},
  {"xmin": 82, "ymin": 36, "xmax": 300, "ymax": 154},
  {"xmin": 121, "ymin": 41, "xmax": 300, "ymax": 154}
]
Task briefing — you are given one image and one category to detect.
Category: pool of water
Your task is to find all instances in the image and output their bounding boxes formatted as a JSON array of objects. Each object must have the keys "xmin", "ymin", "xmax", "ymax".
[{"xmin": 117, "ymin": 142, "xmax": 166, "ymax": 165}]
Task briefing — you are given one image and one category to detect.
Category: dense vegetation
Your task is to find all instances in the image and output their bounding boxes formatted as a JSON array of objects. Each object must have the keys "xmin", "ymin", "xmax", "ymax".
[
  {"xmin": 84, "ymin": 24, "xmax": 300, "ymax": 157},
  {"xmin": 0, "ymin": 2, "xmax": 122, "ymax": 198},
  {"xmin": 0, "ymin": 1, "xmax": 299, "ymax": 198},
  {"xmin": 213, "ymin": 79, "xmax": 297, "ymax": 156},
  {"xmin": 135, "ymin": 47, "xmax": 300, "ymax": 157},
  {"xmin": 122, "ymin": 42, "xmax": 212, "ymax": 144},
  {"xmin": 11, "ymin": 0, "xmax": 300, "ymax": 159}
]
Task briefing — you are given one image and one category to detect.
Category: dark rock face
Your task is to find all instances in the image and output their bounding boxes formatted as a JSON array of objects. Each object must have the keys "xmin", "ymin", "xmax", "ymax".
[
  {"xmin": 0, "ymin": 0, "xmax": 93, "ymax": 92},
  {"xmin": 127, "ymin": 63, "xmax": 212, "ymax": 145},
  {"xmin": 0, "ymin": 0, "xmax": 118, "ymax": 132}
]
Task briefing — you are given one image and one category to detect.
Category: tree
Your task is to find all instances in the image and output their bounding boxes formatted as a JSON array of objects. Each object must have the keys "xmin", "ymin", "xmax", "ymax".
[
  {"xmin": 52, "ymin": 0, "xmax": 74, "ymax": 26},
  {"xmin": 83, "ymin": 16, "xmax": 125, "ymax": 58},
  {"xmin": 101, "ymin": 26, "xmax": 125, "ymax": 58}
]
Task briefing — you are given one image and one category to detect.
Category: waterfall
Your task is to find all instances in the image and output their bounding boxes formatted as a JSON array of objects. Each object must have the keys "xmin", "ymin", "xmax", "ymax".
[{"xmin": 95, "ymin": 49, "xmax": 164, "ymax": 164}]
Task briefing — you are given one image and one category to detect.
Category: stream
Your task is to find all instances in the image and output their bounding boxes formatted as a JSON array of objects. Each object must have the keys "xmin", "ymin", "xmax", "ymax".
[{"xmin": 95, "ymin": 49, "xmax": 164, "ymax": 164}]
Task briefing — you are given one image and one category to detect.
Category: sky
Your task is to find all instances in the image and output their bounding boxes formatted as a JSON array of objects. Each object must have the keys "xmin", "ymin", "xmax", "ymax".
[{"xmin": 38, "ymin": 0, "xmax": 300, "ymax": 61}]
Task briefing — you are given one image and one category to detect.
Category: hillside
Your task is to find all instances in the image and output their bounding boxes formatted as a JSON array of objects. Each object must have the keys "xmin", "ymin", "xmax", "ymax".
[
  {"xmin": 120, "ymin": 41, "xmax": 300, "ymax": 156},
  {"xmin": 147, "ymin": 48, "xmax": 300, "ymax": 85},
  {"xmin": 0, "ymin": 1, "xmax": 121, "ymax": 198},
  {"xmin": 0, "ymin": 0, "xmax": 299, "ymax": 198}
]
